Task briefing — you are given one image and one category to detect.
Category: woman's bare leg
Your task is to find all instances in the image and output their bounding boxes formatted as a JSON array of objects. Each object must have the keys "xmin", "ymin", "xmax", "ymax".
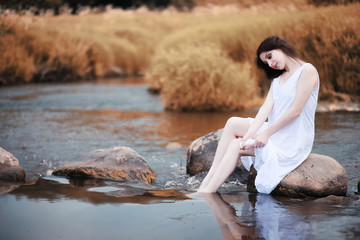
[
  {"xmin": 198, "ymin": 138, "xmax": 254, "ymax": 193},
  {"xmin": 198, "ymin": 117, "xmax": 250, "ymax": 191}
]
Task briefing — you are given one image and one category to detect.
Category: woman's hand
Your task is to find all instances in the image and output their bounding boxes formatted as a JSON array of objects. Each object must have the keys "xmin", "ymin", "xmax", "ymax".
[
  {"xmin": 240, "ymin": 138, "xmax": 255, "ymax": 150},
  {"xmin": 240, "ymin": 130, "xmax": 256, "ymax": 150},
  {"xmin": 254, "ymin": 130, "xmax": 270, "ymax": 148},
  {"xmin": 239, "ymin": 138, "xmax": 248, "ymax": 150}
]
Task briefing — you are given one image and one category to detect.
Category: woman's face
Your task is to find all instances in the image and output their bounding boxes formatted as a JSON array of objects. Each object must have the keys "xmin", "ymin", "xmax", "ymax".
[{"xmin": 259, "ymin": 49, "xmax": 286, "ymax": 70}]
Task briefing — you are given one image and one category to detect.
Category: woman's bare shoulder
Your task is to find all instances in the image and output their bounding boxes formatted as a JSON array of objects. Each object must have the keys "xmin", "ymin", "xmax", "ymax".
[
  {"xmin": 300, "ymin": 63, "xmax": 319, "ymax": 88},
  {"xmin": 303, "ymin": 63, "xmax": 318, "ymax": 76}
]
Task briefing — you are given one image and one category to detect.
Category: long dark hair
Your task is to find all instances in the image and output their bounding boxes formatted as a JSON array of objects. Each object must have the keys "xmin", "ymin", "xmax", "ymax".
[{"xmin": 256, "ymin": 36, "xmax": 299, "ymax": 79}]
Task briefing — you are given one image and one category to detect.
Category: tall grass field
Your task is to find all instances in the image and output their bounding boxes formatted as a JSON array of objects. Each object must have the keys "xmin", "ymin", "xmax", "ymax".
[{"xmin": 1, "ymin": 2, "xmax": 359, "ymax": 110}]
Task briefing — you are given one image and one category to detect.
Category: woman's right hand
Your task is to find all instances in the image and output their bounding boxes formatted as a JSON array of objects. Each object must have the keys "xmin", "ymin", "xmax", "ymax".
[{"xmin": 240, "ymin": 136, "xmax": 255, "ymax": 150}]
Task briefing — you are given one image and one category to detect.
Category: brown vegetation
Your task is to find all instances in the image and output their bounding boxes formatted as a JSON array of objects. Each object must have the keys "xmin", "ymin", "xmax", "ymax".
[
  {"xmin": 0, "ymin": 12, "xmax": 166, "ymax": 84},
  {"xmin": 0, "ymin": 2, "xmax": 359, "ymax": 111},
  {"xmin": 147, "ymin": 4, "xmax": 360, "ymax": 110}
]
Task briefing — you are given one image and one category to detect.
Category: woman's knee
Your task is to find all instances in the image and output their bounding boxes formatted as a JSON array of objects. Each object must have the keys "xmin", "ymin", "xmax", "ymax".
[
  {"xmin": 226, "ymin": 116, "xmax": 239, "ymax": 124},
  {"xmin": 225, "ymin": 117, "xmax": 241, "ymax": 129},
  {"xmin": 224, "ymin": 117, "xmax": 249, "ymax": 136}
]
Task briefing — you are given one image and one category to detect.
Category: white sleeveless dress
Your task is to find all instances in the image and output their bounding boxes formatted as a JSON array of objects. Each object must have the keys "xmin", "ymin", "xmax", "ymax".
[{"xmin": 241, "ymin": 63, "xmax": 320, "ymax": 194}]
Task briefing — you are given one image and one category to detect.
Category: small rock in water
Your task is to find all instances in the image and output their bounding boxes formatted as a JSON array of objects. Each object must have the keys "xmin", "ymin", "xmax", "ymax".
[
  {"xmin": 0, "ymin": 147, "xmax": 26, "ymax": 183},
  {"xmin": 164, "ymin": 180, "xmax": 179, "ymax": 189},
  {"xmin": 0, "ymin": 147, "xmax": 26, "ymax": 195}
]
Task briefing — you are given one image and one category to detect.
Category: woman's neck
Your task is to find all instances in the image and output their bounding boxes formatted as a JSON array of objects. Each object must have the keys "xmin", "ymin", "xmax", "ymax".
[{"xmin": 285, "ymin": 57, "xmax": 304, "ymax": 73}]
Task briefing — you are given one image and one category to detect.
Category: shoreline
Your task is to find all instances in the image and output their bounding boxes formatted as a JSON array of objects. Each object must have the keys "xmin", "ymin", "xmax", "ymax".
[
  {"xmin": 316, "ymin": 101, "xmax": 360, "ymax": 113},
  {"xmin": 1, "ymin": 80, "xmax": 359, "ymax": 113}
]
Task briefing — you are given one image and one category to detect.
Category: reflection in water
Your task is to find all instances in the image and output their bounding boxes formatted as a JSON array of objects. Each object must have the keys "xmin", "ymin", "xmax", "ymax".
[
  {"xmin": 203, "ymin": 193, "xmax": 315, "ymax": 240},
  {"xmin": 9, "ymin": 176, "xmax": 190, "ymax": 205},
  {"xmin": 202, "ymin": 193, "xmax": 255, "ymax": 239}
]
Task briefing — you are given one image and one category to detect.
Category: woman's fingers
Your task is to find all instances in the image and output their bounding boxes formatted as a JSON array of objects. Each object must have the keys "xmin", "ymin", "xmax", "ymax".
[
  {"xmin": 239, "ymin": 137, "xmax": 247, "ymax": 150},
  {"xmin": 254, "ymin": 138, "xmax": 266, "ymax": 148},
  {"xmin": 254, "ymin": 131, "xmax": 269, "ymax": 148},
  {"xmin": 240, "ymin": 137, "xmax": 255, "ymax": 150}
]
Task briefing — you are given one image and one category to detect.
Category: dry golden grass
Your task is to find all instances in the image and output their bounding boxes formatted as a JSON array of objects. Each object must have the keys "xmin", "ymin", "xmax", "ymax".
[
  {"xmin": 0, "ymin": 10, "xmax": 174, "ymax": 83},
  {"xmin": 146, "ymin": 3, "xmax": 360, "ymax": 110},
  {"xmin": 151, "ymin": 43, "xmax": 260, "ymax": 111},
  {"xmin": 0, "ymin": 2, "xmax": 359, "ymax": 111},
  {"xmin": 194, "ymin": 0, "xmax": 311, "ymax": 13},
  {"xmin": 0, "ymin": 1, "xmax": 310, "ymax": 85}
]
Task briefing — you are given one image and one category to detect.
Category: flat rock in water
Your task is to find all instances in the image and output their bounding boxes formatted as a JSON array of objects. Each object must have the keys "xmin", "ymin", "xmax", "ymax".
[
  {"xmin": 313, "ymin": 195, "xmax": 359, "ymax": 204},
  {"xmin": 52, "ymin": 147, "xmax": 156, "ymax": 185}
]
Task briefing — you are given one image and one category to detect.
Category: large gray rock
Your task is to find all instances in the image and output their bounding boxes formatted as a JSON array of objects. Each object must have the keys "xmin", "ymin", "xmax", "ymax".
[
  {"xmin": 187, "ymin": 129, "xmax": 223, "ymax": 175},
  {"xmin": 53, "ymin": 147, "xmax": 156, "ymax": 185},
  {"xmin": 274, "ymin": 154, "xmax": 348, "ymax": 197},
  {"xmin": 248, "ymin": 153, "xmax": 348, "ymax": 197},
  {"xmin": 0, "ymin": 147, "xmax": 26, "ymax": 183},
  {"xmin": 186, "ymin": 129, "xmax": 248, "ymax": 184}
]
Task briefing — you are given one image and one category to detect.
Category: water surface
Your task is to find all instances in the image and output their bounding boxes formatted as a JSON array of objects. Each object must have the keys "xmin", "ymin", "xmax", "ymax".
[{"xmin": 0, "ymin": 79, "xmax": 359, "ymax": 239}]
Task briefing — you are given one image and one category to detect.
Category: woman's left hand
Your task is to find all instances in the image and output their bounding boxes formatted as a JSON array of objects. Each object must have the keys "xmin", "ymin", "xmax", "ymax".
[{"xmin": 254, "ymin": 131, "xmax": 270, "ymax": 148}]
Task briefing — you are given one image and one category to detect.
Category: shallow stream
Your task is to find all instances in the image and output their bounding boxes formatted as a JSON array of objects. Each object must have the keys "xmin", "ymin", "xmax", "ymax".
[{"xmin": 0, "ymin": 79, "xmax": 359, "ymax": 239}]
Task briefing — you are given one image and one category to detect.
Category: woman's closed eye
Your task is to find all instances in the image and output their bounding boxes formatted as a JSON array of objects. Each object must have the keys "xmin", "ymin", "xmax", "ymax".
[
  {"xmin": 267, "ymin": 53, "xmax": 272, "ymax": 60},
  {"xmin": 263, "ymin": 53, "xmax": 272, "ymax": 65}
]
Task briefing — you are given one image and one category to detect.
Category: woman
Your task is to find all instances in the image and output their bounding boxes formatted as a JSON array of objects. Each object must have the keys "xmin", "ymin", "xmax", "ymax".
[{"xmin": 197, "ymin": 36, "xmax": 320, "ymax": 194}]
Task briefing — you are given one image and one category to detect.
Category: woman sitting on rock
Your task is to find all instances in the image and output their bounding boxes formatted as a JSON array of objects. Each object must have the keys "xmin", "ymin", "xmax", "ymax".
[{"xmin": 197, "ymin": 36, "xmax": 320, "ymax": 194}]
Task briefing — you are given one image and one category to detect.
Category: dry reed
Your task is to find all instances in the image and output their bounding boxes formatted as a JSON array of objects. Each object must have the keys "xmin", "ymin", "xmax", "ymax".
[
  {"xmin": 0, "ymin": 11, "xmax": 170, "ymax": 83},
  {"xmin": 0, "ymin": 3, "xmax": 359, "ymax": 111},
  {"xmin": 146, "ymin": 3, "xmax": 360, "ymax": 110},
  {"xmin": 151, "ymin": 43, "xmax": 260, "ymax": 111}
]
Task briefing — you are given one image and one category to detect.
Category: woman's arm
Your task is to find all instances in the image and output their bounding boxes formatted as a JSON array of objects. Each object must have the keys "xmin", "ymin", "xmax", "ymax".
[
  {"xmin": 241, "ymin": 82, "xmax": 274, "ymax": 148},
  {"xmin": 254, "ymin": 64, "xmax": 318, "ymax": 148}
]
